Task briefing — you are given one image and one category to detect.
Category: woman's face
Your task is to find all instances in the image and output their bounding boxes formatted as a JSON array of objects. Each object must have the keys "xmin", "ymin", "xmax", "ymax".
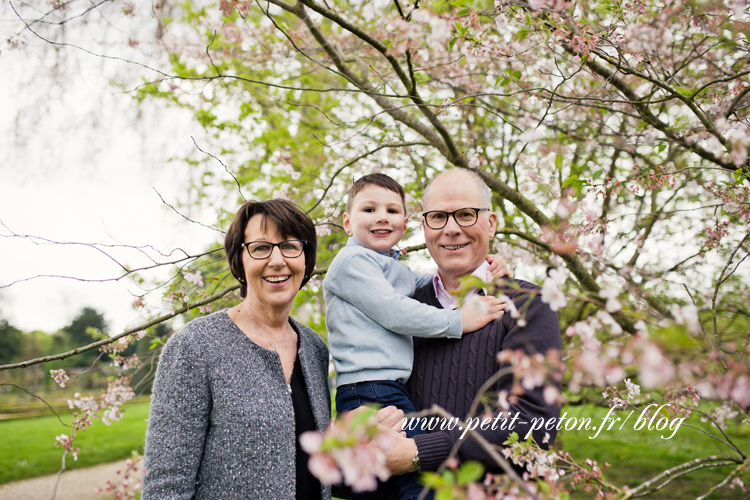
[{"xmin": 242, "ymin": 214, "xmax": 306, "ymax": 311}]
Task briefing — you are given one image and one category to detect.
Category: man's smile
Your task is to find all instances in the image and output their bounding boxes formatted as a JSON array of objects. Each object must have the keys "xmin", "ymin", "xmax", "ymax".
[{"xmin": 441, "ymin": 243, "xmax": 469, "ymax": 251}]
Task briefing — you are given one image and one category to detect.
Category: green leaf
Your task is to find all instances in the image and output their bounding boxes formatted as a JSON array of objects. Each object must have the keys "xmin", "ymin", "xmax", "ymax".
[
  {"xmin": 500, "ymin": 77, "xmax": 510, "ymax": 86},
  {"xmin": 555, "ymin": 153, "xmax": 563, "ymax": 170},
  {"xmin": 734, "ymin": 168, "xmax": 743, "ymax": 182},
  {"xmin": 592, "ymin": 169, "xmax": 604, "ymax": 181},
  {"xmin": 657, "ymin": 144, "xmax": 666, "ymax": 153},
  {"xmin": 561, "ymin": 174, "xmax": 578, "ymax": 189},
  {"xmin": 349, "ymin": 406, "xmax": 377, "ymax": 428},
  {"xmin": 456, "ymin": 461, "xmax": 484, "ymax": 485},
  {"xmin": 675, "ymin": 86, "xmax": 695, "ymax": 97},
  {"xmin": 457, "ymin": 8, "xmax": 470, "ymax": 16},
  {"xmin": 674, "ymin": 115, "xmax": 690, "ymax": 131},
  {"xmin": 421, "ymin": 472, "xmax": 448, "ymax": 488},
  {"xmin": 448, "ymin": 37, "xmax": 458, "ymax": 51}
]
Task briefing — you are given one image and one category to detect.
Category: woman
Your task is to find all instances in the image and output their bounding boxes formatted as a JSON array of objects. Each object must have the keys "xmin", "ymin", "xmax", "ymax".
[{"xmin": 142, "ymin": 199, "xmax": 331, "ymax": 500}]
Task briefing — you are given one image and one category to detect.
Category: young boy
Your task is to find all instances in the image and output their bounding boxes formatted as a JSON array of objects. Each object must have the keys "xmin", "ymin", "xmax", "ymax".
[{"xmin": 323, "ymin": 173, "xmax": 507, "ymax": 500}]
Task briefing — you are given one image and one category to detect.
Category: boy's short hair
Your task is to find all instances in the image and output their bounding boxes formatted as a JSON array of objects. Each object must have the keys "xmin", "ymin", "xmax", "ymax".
[{"xmin": 346, "ymin": 173, "xmax": 406, "ymax": 212}]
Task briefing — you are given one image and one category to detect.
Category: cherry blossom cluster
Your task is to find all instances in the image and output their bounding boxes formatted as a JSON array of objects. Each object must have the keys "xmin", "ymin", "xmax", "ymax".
[
  {"xmin": 558, "ymin": 451, "xmax": 613, "ymax": 499},
  {"xmin": 702, "ymin": 220, "xmax": 730, "ymax": 250},
  {"xmin": 68, "ymin": 393, "xmax": 100, "ymax": 431},
  {"xmin": 496, "ymin": 349, "xmax": 563, "ymax": 409},
  {"xmin": 300, "ymin": 408, "xmax": 394, "ymax": 492},
  {"xmin": 602, "ymin": 378, "xmax": 642, "ymax": 410},
  {"xmin": 219, "ymin": 0, "xmax": 248, "ymax": 18},
  {"xmin": 502, "ymin": 433, "xmax": 564, "ymax": 482},
  {"xmin": 423, "ymin": 454, "xmax": 569, "ymax": 500},
  {"xmin": 99, "ymin": 330, "xmax": 146, "ymax": 370},
  {"xmin": 664, "ymin": 387, "xmax": 700, "ymax": 419},
  {"xmin": 184, "ymin": 270, "xmax": 204, "ymax": 287},
  {"xmin": 54, "ymin": 433, "xmax": 80, "ymax": 462},
  {"xmin": 50, "ymin": 368, "xmax": 69, "ymax": 388},
  {"xmin": 701, "ymin": 402, "xmax": 741, "ymax": 430},
  {"xmin": 540, "ymin": 268, "xmax": 567, "ymax": 311},
  {"xmin": 96, "ymin": 454, "xmax": 143, "ymax": 500}
]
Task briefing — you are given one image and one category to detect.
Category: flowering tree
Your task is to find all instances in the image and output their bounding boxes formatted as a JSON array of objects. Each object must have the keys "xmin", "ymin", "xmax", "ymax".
[{"xmin": 2, "ymin": 0, "xmax": 750, "ymax": 498}]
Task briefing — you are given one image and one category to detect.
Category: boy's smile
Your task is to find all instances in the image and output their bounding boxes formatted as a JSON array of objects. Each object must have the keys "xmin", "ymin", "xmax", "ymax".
[{"xmin": 343, "ymin": 185, "xmax": 407, "ymax": 254}]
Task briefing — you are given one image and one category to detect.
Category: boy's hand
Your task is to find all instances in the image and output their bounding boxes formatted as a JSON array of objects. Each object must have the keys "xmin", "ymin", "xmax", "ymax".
[
  {"xmin": 460, "ymin": 295, "xmax": 506, "ymax": 333},
  {"xmin": 375, "ymin": 405, "xmax": 407, "ymax": 435},
  {"xmin": 486, "ymin": 254, "xmax": 513, "ymax": 280}
]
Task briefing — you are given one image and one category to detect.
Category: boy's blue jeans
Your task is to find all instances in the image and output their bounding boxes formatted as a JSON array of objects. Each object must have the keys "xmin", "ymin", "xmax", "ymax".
[{"xmin": 335, "ymin": 380, "xmax": 432, "ymax": 500}]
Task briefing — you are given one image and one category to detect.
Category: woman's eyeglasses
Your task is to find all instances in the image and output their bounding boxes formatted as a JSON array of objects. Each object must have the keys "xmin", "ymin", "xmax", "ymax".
[{"xmin": 241, "ymin": 240, "xmax": 306, "ymax": 259}]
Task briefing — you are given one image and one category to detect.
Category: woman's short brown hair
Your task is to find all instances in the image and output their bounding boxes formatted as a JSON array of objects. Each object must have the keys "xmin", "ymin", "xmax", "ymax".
[{"xmin": 225, "ymin": 199, "xmax": 317, "ymax": 298}]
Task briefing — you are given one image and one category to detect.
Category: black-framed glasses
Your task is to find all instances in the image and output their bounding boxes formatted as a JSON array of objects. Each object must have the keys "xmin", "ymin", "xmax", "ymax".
[
  {"xmin": 422, "ymin": 208, "xmax": 490, "ymax": 230},
  {"xmin": 241, "ymin": 240, "xmax": 306, "ymax": 260}
]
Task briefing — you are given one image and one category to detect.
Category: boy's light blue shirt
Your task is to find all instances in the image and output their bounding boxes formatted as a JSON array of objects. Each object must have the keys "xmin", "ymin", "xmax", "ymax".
[{"xmin": 323, "ymin": 238, "xmax": 463, "ymax": 387}]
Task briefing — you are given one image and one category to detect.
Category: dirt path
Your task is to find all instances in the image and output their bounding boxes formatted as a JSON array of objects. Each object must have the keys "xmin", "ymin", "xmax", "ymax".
[{"xmin": 0, "ymin": 459, "xmax": 142, "ymax": 500}]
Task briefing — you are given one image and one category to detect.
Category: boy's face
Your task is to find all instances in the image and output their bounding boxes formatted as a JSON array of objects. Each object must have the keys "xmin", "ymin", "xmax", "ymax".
[{"xmin": 344, "ymin": 185, "xmax": 406, "ymax": 254}]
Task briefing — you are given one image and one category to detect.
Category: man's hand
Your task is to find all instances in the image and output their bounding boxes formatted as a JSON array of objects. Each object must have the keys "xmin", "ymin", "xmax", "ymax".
[
  {"xmin": 384, "ymin": 431, "xmax": 418, "ymax": 475},
  {"xmin": 486, "ymin": 254, "xmax": 514, "ymax": 280}
]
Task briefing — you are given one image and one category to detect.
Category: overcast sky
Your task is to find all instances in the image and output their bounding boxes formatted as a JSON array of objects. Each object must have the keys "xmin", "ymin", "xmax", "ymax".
[{"xmin": 0, "ymin": 9, "xmax": 220, "ymax": 334}]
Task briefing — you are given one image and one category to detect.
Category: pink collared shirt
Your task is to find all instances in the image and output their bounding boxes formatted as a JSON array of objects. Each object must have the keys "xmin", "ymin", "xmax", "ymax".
[{"xmin": 433, "ymin": 260, "xmax": 490, "ymax": 309}]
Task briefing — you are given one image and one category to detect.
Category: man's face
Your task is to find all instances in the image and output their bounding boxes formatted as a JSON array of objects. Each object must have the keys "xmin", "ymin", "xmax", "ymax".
[{"xmin": 422, "ymin": 173, "xmax": 497, "ymax": 289}]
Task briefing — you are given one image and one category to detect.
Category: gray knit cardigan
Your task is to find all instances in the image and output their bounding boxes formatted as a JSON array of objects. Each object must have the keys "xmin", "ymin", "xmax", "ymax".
[{"xmin": 142, "ymin": 310, "xmax": 332, "ymax": 500}]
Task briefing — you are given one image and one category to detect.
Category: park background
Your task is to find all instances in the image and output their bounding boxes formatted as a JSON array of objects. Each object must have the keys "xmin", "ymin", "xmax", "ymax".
[{"xmin": 1, "ymin": 0, "xmax": 749, "ymax": 498}]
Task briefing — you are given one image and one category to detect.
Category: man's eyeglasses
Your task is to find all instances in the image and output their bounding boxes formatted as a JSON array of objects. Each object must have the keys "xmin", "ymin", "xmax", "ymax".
[
  {"xmin": 241, "ymin": 240, "xmax": 306, "ymax": 260},
  {"xmin": 422, "ymin": 208, "xmax": 490, "ymax": 230}
]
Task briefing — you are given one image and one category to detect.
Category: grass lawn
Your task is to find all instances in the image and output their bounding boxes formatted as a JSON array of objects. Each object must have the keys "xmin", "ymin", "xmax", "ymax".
[
  {"xmin": 0, "ymin": 401, "xmax": 149, "ymax": 484},
  {"xmin": 558, "ymin": 404, "xmax": 750, "ymax": 499},
  {"xmin": 3, "ymin": 400, "xmax": 748, "ymax": 500}
]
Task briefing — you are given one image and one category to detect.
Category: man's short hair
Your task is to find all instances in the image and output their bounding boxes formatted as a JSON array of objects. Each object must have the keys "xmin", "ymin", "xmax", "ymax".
[
  {"xmin": 346, "ymin": 173, "xmax": 406, "ymax": 212},
  {"xmin": 423, "ymin": 169, "xmax": 492, "ymax": 208}
]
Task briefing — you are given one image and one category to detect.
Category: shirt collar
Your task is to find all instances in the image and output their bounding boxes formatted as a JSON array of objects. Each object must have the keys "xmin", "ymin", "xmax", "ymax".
[
  {"xmin": 346, "ymin": 237, "xmax": 401, "ymax": 260},
  {"xmin": 433, "ymin": 261, "xmax": 490, "ymax": 309}
]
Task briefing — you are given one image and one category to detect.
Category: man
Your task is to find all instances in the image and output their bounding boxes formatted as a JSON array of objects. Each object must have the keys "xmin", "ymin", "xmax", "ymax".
[{"xmin": 385, "ymin": 169, "xmax": 562, "ymax": 477}]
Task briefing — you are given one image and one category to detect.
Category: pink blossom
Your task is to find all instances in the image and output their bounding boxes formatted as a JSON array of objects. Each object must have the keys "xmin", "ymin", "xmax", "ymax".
[
  {"xmin": 625, "ymin": 24, "xmax": 673, "ymax": 53},
  {"xmin": 598, "ymin": 286, "xmax": 622, "ymax": 313},
  {"xmin": 624, "ymin": 378, "xmax": 641, "ymax": 399},
  {"xmin": 102, "ymin": 407, "xmax": 123, "ymax": 426},
  {"xmin": 299, "ymin": 431, "xmax": 322, "ymax": 454},
  {"xmin": 498, "ymin": 295, "xmax": 520, "ymax": 319},
  {"xmin": 162, "ymin": 293, "xmax": 175, "ymax": 311},
  {"xmin": 639, "ymin": 343, "xmax": 674, "ymax": 388},
  {"xmin": 50, "ymin": 369, "xmax": 69, "ymax": 388},
  {"xmin": 308, "ymin": 454, "xmax": 342, "ymax": 485},
  {"xmin": 541, "ymin": 268, "xmax": 567, "ymax": 311},
  {"xmin": 184, "ymin": 271, "xmax": 204, "ymax": 287},
  {"xmin": 568, "ymin": 320, "xmax": 595, "ymax": 340},
  {"xmin": 543, "ymin": 385, "xmax": 560, "ymax": 405},
  {"xmin": 672, "ymin": 305, "xmax": 701, "ymax": 335},
  {"xmin": 466, "ymin": 482, "xmax": 488, "ymax": 500},
  {"xmin": 730, "ymin": 376, "xmax": 750, "ymax": 409}
]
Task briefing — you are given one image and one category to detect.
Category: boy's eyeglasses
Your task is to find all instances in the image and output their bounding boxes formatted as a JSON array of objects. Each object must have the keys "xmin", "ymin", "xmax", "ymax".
[
  {"xmin": 422, "ymin": 208, "xmax": 490, "ymax": 230},
  {"xmin": 241, "ymin": 240, "xmax": 306, "ymax": 259}
]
